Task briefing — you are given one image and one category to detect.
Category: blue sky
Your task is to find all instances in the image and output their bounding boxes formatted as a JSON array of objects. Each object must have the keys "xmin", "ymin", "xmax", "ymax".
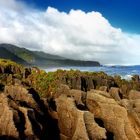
[{"xmin": 20, "ymin": 0, "xmax": 140, "ymax": 33}]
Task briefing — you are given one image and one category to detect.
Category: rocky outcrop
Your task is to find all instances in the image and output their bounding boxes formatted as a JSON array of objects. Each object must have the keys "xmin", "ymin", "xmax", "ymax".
[
  {"xmin": 128, "ymin": 90, "xmax": 140, "ymax": 100},
  {"xmin": 50, "ymin": 85, "xmax": 140, "ymax": 140},
  {"xmin": 58, "ymin": 71, "xmax": 140, "ymax": 98},
  {"xmin": 0, "ymin": 60, "xmax": 140, "ymax": 140},
  {"xmin": 0, "ymin": 93, "xmax": 19, "ymax": 138},
  {"xmin": 0, "ymin": 84, "xmax": 60, "ymax": 140},
  {"xmin": 109, "ymin": 87, "xmax": 122, "ymax": 101},
  {"xmin": 86, "ymin": 90, "xmax": 139, "ymax": 140},
  {"xmin": 56, "ymin": 95, "xmax": 106, "ymax": 140},
  {"xmin": 0, "ymin": 59, "xmax": 23, "ymax": 74},
  {"xmin": 2, "ymin": 80, "xmax": 140, "ymax": 140},
  {"xmin": 4, "ymin": 85, "xmax": 41, "ymax": 113}
]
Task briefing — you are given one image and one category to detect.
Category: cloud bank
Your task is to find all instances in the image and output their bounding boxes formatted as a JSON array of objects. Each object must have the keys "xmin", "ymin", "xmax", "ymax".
[{"xmin": 0, "ymin": 0, "xmax": 140, "ymax": 65}]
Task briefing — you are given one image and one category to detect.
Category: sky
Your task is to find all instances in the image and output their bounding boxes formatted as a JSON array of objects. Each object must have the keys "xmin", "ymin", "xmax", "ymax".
[
  {"xmin": 0, "ymin": 0, "xmax": 140, "ymax": 65},
  {"xmin": 22, "ymin": 0, "xmax": 140, "ymax": 34}
]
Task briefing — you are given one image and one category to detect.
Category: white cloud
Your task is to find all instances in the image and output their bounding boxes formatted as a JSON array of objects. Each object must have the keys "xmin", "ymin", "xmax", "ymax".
[{"xmin": 0, "ymin": 0, "xmax": 140, "ymax": 65}]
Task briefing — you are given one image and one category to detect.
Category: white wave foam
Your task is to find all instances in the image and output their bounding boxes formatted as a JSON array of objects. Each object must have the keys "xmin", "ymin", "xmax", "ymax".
[{"xmin": 121, "ymin": 75, "xmax": 132, "ymax": 80}]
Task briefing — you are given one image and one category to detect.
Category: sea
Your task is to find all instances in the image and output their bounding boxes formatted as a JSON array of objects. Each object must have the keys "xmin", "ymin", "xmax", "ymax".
[{"xmin": 44, "ymin": 65, "xmax": 140, "ymax": 80}]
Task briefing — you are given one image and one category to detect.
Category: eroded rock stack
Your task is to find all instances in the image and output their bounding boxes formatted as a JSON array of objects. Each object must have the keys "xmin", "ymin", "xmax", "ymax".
[
  {"xmin": 0, "ymin": 59, "xmax": 140, "ymax": 140},
  {"xmin": 52, "ymin": 84, "xmax": 140, "ymax": 140},
  {"xmin": 0, "ymin": 85, "xmax": 60, "ymax": 140}
]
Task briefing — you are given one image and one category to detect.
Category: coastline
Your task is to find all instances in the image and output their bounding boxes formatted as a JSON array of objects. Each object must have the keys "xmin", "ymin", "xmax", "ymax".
[{"xmin": 43, "ymin": 65, "xmax": 140, "ymax": 80}]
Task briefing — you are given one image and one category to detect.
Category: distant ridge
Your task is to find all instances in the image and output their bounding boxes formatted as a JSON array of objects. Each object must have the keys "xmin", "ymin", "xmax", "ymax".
[
  {"xmin": 0, "ymin": 47, "xmax": 27, "ymax": 65},
  {"xmin": 0, "ymin": 43, "xmax": 100, "ymax": 67}
]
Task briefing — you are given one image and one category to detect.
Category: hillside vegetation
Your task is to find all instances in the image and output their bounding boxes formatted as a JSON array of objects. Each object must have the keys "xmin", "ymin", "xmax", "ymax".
[{"xmin": 0, "ymin": 43, "xmax": 100, "ymax": 67}]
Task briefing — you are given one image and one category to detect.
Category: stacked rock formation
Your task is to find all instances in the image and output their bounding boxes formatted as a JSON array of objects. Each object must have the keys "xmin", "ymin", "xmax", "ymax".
[{"xmin": 0, "ymin": 59, "xmax": 140, "ymax": 140}]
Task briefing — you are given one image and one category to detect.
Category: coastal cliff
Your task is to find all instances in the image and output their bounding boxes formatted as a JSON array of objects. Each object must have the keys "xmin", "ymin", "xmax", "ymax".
[{"xmin": 0, "ymin": 59, "xmax": 140, "ymax": 140}]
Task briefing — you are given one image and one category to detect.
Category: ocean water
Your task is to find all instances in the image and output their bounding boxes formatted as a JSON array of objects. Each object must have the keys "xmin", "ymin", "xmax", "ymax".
[{"xmin": 44, "ymin": 65, "xmax": 140, "ymax": 80}]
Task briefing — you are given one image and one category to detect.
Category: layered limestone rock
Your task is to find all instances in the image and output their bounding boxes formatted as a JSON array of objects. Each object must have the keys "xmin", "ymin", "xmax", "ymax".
[
  {"xmin": 4, "ymin": 85, "xmax": 41, "ymax": 113},
  {"xmin": 0, "ymin": 85, "xmax": 60, "ymax": 140},
  {"xmin": 109, "ymin": 87, "xmax": 122, "ymax": 101},
  {"xmin": 128, "ymin": 90, "xmax": 140, "ymax": 100},
  {"xmin": 56, "ymin": 95, "xmax": 106, "ymax": 140},
  {"xmin": 2, "ymin": 83, "xmax": 140, "ymax": 140},
  {"xmin": 0, "ymin": 60, "xmax": 140, "ymax": 140},
  {"xmin": 0, "ymin": 93, "xmax": 19, "ymax": 138},
  {"xmin": 86, "ymin": 89, "xmax": 140, "ymax": 140}
]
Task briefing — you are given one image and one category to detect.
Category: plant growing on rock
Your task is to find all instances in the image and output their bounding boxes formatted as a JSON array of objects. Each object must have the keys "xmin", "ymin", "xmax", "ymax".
[{"xmin": 26, "ymin": 69, "xmax": 59, "ymax": 98}]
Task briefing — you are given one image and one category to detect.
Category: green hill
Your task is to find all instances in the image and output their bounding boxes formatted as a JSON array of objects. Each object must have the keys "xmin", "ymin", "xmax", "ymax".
[
  {"xmin": 33, "ymin": 51, "xmax": 65, "ymax": 60},
  {"xmin": 0, "ymin": 43, "xmax": 100, "ymax": 67},
  {"xmin": 0, "ymin": 47, "xmax": 27, "ymax": 65}
]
